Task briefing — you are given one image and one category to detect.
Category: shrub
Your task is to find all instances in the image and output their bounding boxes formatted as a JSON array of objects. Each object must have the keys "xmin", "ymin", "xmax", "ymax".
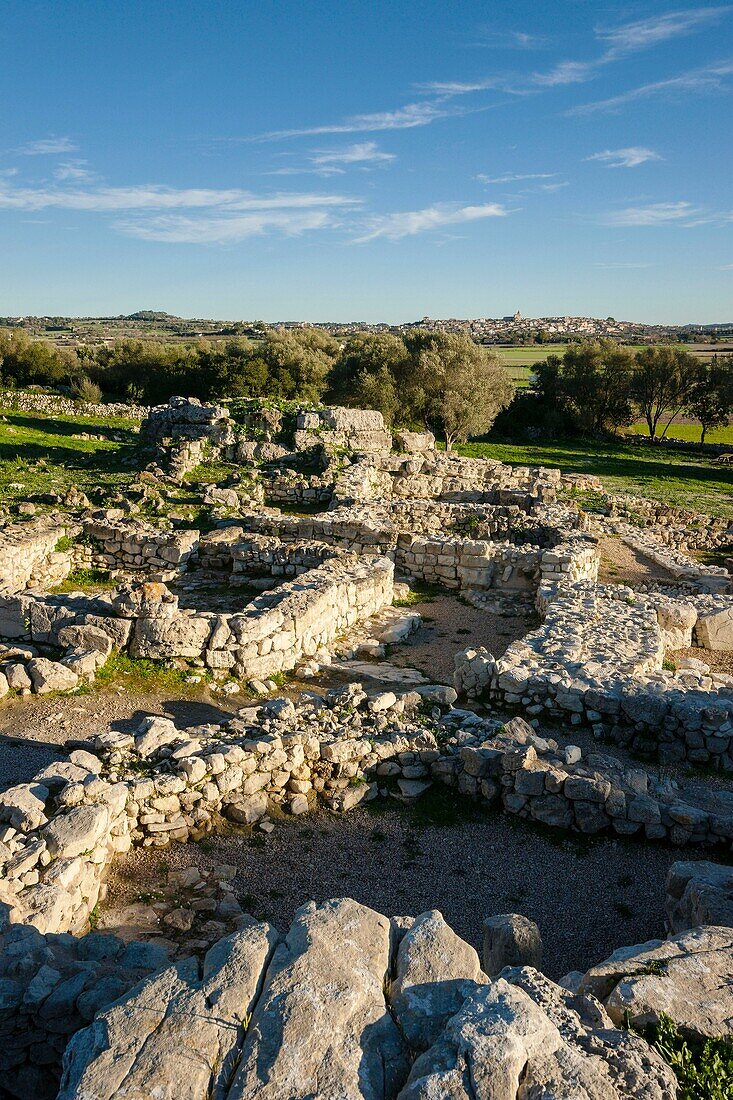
[{"xmin": 70, "ymin": 375, "xmax": 103, "ymax": 404}]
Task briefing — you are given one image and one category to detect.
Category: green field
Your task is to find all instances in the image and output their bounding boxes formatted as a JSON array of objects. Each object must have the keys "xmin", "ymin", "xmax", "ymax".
[
  {"xmin": 0, "ymin": 408, "xmax": 139, "ymax": 504},
  {"xmin": 627, "ymin": 420, "xmax": 733, "ymax": 445},
  {"xmin": 492, "ymin": 341, "xmax": 733, "ymax": 389},
  {"xmin": 456, "ymin": 438, "xmax": 733, "ymax": 517}
]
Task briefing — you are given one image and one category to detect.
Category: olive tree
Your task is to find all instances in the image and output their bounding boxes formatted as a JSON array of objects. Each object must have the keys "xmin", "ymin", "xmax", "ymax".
[
  {"xmin": 406, "ymin": 332, "xmax": 513, "ymax": 450},
  {"xmin": 632, "ymin": 346, "xmax": 702, "ymax": 440}
]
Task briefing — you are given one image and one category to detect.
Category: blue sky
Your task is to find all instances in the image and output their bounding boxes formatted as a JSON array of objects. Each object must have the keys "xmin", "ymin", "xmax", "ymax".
[{"xmin": 0, "ymin": 0, "xmax": 731, "ymax": 322}]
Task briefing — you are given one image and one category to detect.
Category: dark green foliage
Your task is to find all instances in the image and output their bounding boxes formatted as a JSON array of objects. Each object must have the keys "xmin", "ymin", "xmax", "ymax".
[{"xmin": 650, "ymin": 1014, "xmax": 733, "ymax": 1100}]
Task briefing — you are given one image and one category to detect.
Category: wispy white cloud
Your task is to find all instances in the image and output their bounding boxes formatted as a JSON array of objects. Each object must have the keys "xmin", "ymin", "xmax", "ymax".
[
  {"xmin": 354, "ymin": 201, "xmax": 509, "ymax": 242},
  {"xmin": 478, "ymin": 171, "xmax": 557, "ymax": 184},
  {"xmin": 53, "ymin": 160, "xmax": 95, "ymax": 181},
  {"xmin": 0, "ymin": 177, "xmax": 361, "ymax": 244},
  {"xmin": 270, "ymin": 142, "xmax": 395, "ymax": 177},
  {"xmin": 599, "ymin": 201, "xmax": 701, "ymax": 226},
  {"xmin": 597, "ymin": 7, "xmax": 731, "ymax": 58},
  {"xmin": 249, "ymin": 101, "xmax": 456, "ymax": 141},
  {"xmin": 415, "ymin": 76, "xmax": 515, "ymax": 97},
  {"xmin": 311, "ymin": 142, "xmax": 395, "ymax": 168},
  {"xmin": 118, "ymin": 209, "xmax": 336, "ymax": 244},
  {"xmin": 17, "ymin": 136, "xmax": 77, "ymax": 155},
  {"xmin": 594, "ymin": 261, "xmax": 654, "ymax": 268},
  {"xmin": 0, "ymin": 181, "xmax": 359, "ymax": 213},
  {"xmin": 533, "ymin": 8, "xmax": 731, "ymax": 92},
  {"xmin": 586, "ymin": 147, "xmax": 662, "ymax": 168},
  {"xmin": 569, "ymin": 59, "xmax": 733, "ymax": 114},
  {"xmin": 471, "ymin": 28, "xmax": 549, "ymax": 50},
  {"xmin": 533, "ymin": 60, "xmax": 597, "ymax": 87}
]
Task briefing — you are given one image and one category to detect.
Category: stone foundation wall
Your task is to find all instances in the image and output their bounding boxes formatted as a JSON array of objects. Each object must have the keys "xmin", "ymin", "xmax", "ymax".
[
  {"xmin": 396, "ymin": 533, "xmax": 598, "ymax": 592},
  {"xmin": 3, "ymin": 695, "xmax": 733, "ymax": 955},
  {"xmin": 230, "ymin": 534, "xmax": 340, "ymax": 578},
  {"xmin": 80, "ymin": 513, "xmax": 199, "ymax": 578},
  {"xmin": 455, "ymin": 581, "xmax": 733, "ymax": 769},
  {"xmin": 0, "ymin": 515, "xmax": 76, "ymax": 595}
]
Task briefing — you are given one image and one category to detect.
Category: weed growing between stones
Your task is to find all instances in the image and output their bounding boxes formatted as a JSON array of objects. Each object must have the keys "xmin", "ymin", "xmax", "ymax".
[{"xmin": 643, "ymin": 1014, "xmax": 733, "ymax": 1100}]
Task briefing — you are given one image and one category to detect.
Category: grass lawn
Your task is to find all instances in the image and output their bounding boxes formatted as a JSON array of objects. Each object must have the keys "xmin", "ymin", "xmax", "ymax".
[
  {"xmin": 0, "ymin": 407, "xmax": 138, "ymax": 504},
  {"xmin": 627, "ymin": 420, "xmax": 733, "ymax": 445},
  {"xmin": 456, "ymin": 437, "xmax": 733, "ymax": 516}
]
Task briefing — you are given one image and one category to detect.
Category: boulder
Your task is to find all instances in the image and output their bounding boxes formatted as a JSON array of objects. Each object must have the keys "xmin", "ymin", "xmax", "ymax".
[
  {"xmin": 482, "ymin": 913, "xmax": 543, "ymax": 976},
  {"xmin": 43, "ymin": 804, "xmax": 110, "ymax": 860},
  {"xmin": 58, "ymin": 921, "xmax": 279, "ymax": 1100},
  {"xmin": 665, "ymin": 860, "xmax": 733, "ymax": 932},
  {"xmin": 27, "ymin": 658, "xmax": 79, "ymax": 694},
  {"xmin": 576, "ymin": 924, "xmax": 733, "ymax": 1040},
  {"xmin": 391, "ymin": 910, "xmax": 487, "ymax": 1051},
  {"xmin": 398, "ymin": 969, "xmax": 676, "ymax": 1099},
  {"xmin": 226, "ymin": 898, "xmax": 409, "ymax": 1098}
]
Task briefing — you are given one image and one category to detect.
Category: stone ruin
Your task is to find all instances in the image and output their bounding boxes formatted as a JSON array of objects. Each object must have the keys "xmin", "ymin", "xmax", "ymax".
[{"xmin": 1, "ymin": 396, "xmax": 733, "ymax": 1097}]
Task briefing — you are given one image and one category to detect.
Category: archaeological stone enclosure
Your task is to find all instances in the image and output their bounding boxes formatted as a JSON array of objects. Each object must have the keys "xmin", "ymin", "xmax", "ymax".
[{"xmin": 1, "ymin": 395, "xmax": 733, "ymax": 1098}]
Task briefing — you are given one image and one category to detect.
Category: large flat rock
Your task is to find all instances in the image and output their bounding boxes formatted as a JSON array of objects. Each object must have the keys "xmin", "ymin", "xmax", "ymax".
[
  {"xmin": 226, "ymin": 897, "xmax": 410, "ymax": 1099},
  {"xmin": 576, "ymin": 925, "xmax": 733, "ymax": 1040},
  {"xmin": 58, "ymin": 919, "xmax": 278, "ymax": 1100}
]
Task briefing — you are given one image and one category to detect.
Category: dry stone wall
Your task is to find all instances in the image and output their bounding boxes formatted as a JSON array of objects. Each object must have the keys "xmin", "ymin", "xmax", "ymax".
[
  {"xmin": 455, "ymin": 580, "xmax": 733, "ymax": 768},
  {"xmin": 0, "ymin": 515, "xmax": 76, "ymax": 594},
  {"xmin": 80, "ymin": 512, "xmax": 199, "ymax": 578}
]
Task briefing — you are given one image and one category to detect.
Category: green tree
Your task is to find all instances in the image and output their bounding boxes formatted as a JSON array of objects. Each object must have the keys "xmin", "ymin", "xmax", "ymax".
[
  {"xmin": 327, "ymin": 332, "xmax": 409, "ymax": 423},
  {"xmin": 632, "ymin": 346, "xmax": 703, "ymax": 440},
  {"xmin": 405, "ymin": 332, "xmax": 513, "ymax": 449},
  {"xmin": 685, "ymin": 355, "xmax": 733, "ymax": 443},
  {"xmin": 560, "ymin": 340, "xmax": 634, "ymax": 434}
]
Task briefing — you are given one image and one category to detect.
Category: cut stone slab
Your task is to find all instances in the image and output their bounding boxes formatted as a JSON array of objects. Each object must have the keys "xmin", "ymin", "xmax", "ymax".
[{"xmin": 227, "ymin": 897, "xmax": 409, "ymax": 1099}]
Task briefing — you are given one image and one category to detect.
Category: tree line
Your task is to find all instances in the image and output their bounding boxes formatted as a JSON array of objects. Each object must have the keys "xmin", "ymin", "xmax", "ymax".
[
  {"xmin": 498, "ymin": 340, "xmax": 733, "ymax": 443},
  {"xmin": 0, "ymin": 326, "xmax": 730, "ymax": 445}
]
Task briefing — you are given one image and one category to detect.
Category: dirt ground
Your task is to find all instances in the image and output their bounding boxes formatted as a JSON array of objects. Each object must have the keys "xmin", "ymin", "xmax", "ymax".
[
  {"xmin": 99, "ymin": 798, "xmax": 684, "ymax": 981},
  {"xmin": 596, "ymin": 535, "xmax": 677, "ymax": 587},
  {"xmin": 391, "ymin": 592, "xmax": 537, "ymax": 682}
]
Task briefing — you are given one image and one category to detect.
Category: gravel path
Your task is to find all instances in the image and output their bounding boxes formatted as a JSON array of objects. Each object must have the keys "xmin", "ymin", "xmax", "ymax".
[{"xmin": 101, "ymin": 797, "xmax": 684, "ymax": 980}]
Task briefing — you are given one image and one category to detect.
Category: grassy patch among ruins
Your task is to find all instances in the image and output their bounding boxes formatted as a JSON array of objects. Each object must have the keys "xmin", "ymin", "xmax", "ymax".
[
  {"xmin": 0, "ymin": 407, "xmax": 138, "ymax": 503},
  {"xmin": 456, "ymin": 437, "xmax": 733, "ymax": 516}
]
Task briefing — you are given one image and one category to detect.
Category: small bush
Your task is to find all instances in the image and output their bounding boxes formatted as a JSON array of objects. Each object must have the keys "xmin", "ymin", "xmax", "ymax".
[{"xmin": 70, "ymin": 375, "xmax": 103, "ymax": 404}]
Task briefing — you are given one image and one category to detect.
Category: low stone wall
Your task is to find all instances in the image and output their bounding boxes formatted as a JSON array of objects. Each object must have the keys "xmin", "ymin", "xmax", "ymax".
[
  {"xmin": 0, "ymin": 515, "xmax": 76, "ymax": 595},
  {"xmin": 80, "ymin": 513, "xmax": 199, "ymax": 578},
  {"xmin": 0, "ymin": 390, "xmax": 148, "ymax": 419},
  {"xmin": 4, "ymin": 693, "xmax": 733, "ymax": 949},
  {"xmin": 455, "ymin": 580, "xmax": 733, "ymax": 769},
  {"xmin": 396, "ymin": 532, "xmax": 598, "ymax": 592},
  {"xmin": 230, "ymin": 534, "xmax": 340, "ymax": 578},
  {"xmin": 609, "ymin": 521, "xmax": 731, "ymax": 591}
]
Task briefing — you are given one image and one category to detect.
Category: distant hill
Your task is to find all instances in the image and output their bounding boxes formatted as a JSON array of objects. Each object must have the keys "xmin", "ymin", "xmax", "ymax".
[{"xmin": 125, "ymin": 311, "xmax": 183, "ymax": 322}]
